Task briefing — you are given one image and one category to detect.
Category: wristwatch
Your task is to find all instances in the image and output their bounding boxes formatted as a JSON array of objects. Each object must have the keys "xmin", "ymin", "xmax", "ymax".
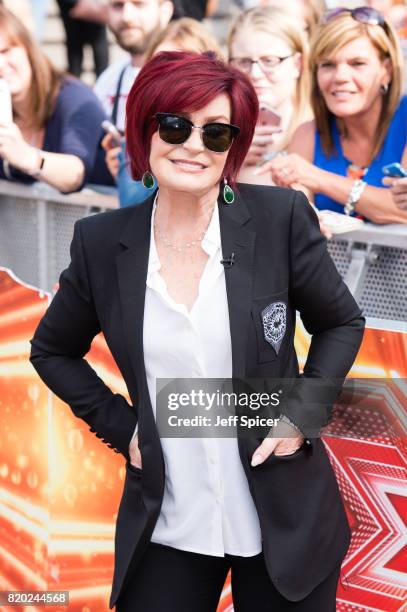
[
  {"xmin": 26, "ymin": 149, "xmax": 45, "ymax": 179},
  {"xmin": 278, "ymin": 414, "xmax": 312, "ymax": 447}
]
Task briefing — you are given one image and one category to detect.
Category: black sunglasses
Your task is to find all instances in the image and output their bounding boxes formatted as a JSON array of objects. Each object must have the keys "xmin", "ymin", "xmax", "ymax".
[
  {"xmin": 321, "ymin": 6, "xmax": 388, "ymax": 32},
  {"xmin": 154, "ymin": 113, "xmax": 240, "ymax": 153}
]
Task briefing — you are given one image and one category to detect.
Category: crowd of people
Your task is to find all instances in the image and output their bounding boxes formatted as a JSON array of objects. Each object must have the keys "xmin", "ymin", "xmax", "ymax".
[{"xmin": 0, "ymin": 0, "xmax": 406, "ymax": 225}]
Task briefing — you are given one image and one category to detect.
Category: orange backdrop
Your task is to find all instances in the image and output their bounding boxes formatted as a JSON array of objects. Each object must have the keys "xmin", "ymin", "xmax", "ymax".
[{"xmin": 0, "ymin": 268, "xmax": 405, "ymax": 612}]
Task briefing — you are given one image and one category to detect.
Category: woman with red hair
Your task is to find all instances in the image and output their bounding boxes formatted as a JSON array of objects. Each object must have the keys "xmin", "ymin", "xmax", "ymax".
[{"xmin": 30, "ymin": 51, "xmax": 364, "ymax": 611}]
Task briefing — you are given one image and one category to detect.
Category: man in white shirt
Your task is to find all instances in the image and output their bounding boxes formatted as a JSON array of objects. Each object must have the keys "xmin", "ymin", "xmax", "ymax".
[{"xmin": 94, "ymin": 0, "xmax": 174, "ymax": 131}]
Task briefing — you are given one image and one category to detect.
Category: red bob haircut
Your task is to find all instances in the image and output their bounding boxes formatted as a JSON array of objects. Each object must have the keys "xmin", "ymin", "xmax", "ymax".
[{"xmin": 125, "ymin": 51, "xmax": 259, "ymax": 188}]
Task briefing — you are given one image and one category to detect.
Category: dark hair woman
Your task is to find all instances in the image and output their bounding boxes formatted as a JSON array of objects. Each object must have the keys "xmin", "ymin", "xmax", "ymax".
[{"xmin": 30, "ymin": 51, "xmax": 365, "ymax": 611}]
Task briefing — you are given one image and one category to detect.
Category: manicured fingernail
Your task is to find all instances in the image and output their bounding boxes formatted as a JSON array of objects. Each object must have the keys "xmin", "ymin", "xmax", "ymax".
[{"xmin": 251, "ymin": 454, "xmax": 264, "ymax": 467}]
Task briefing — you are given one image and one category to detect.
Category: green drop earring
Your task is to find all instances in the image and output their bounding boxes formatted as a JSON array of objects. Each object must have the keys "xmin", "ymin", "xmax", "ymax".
[
  {"xmin": 142, "ymin": 171, "xmax": 155, "ymax": 189},
  {"xmin": 223, "ymin": 178, "xmax": 235, "ymax": 204}
]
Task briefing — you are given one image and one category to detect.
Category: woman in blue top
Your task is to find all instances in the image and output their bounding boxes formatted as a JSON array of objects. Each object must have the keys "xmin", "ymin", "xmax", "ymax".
[
  {"xmin": 0, "ymin": 6, "xmax": 107, "ymax": 193},
  {"xmin": 257, "ymin": 6, "xmax": 407, "ymax": 224}
]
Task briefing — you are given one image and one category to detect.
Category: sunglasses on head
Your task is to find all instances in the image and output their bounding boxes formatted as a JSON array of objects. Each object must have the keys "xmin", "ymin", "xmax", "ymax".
[
  {"xmin": 321, "ymin": 6, "xmax": 388, "ymax": 31},
  {"xmin": 154, "ymin": 113, "xmax": 240, "ymax": 153}
]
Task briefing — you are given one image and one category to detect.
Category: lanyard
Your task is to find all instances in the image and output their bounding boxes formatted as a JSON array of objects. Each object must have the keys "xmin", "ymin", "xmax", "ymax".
[{"xmin": 111, "ymin": 63, "xmax": 130, "ymax": 127}]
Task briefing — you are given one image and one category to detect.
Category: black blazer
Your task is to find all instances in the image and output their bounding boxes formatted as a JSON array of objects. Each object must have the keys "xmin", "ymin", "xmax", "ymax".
[{"xmin": 30, "ymin": 184, "xmax": 365, "ymax": 608}]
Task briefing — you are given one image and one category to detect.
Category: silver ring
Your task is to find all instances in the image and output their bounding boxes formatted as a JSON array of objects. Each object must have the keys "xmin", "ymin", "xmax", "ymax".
[{"xmin": 281, "ymin": 167, "xmax": 289, "ymax": 176}]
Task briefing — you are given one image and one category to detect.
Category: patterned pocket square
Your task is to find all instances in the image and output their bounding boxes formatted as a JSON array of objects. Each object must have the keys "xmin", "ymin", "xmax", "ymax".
[{"xmin": 261, "ymin": 301, "xmax": 287, "ymax": 355}]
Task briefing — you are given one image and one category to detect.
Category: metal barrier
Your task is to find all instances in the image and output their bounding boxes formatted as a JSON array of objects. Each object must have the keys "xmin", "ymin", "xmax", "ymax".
[
  {"xmin": 1, "ymin": 179, "xmax": 406, "ymax": 321},
  {"xmin": 0, "ymin": 180, "xmax": 117, "ymax": 292},
  {"xmin": 326, "ymin": 224, "xmax": 407, "ymax": 322}
]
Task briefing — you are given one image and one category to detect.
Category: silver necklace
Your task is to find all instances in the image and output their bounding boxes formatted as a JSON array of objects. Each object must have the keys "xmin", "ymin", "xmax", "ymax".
[{"xmin": 154, "ymin": 205, "xmax": 215, "ymax": 252}]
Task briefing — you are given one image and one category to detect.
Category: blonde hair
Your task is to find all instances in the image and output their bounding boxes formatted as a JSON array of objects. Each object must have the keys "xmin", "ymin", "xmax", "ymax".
[
  {"xmin": 145, "ymin": 17, "xmax": 223, "ymax": 61},
  {"xmin": 0, "ymin": 6, "xmax": 62, "ymax": 129},
  {"xmin": 228, "ymin": 7, "xmax": 311, "ymax": 150},
  {"xmin": 310, "ymin": 12, "xmax": 403, "ymax": 160},
  {"xmin": 303, "ymin": 0, "xmax": 327, "ymax": 35}
]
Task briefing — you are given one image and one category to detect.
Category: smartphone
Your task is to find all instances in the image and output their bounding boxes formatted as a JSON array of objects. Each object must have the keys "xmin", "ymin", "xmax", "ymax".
[
  {"xmin": 382, "ymin": 162, "xmax": 407, "ymax": 178},
  {"xmin": 101, "ymin": 119, "xmax": 123, "ymax": 146},
  {"xmin": 0, "ymin": 79, "xmax": 13, "ymax": 124},
  {"xmin": 258, "ymin": 104, "xmax": 282, "ymax": 127}
]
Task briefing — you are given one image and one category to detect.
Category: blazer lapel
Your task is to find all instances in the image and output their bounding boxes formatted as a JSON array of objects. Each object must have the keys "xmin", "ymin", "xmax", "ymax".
[
  {"xmin": 116, "ymin": 196, "xmax": 155, "ymax": 405},
  {"xmin": 218, "ymin": 188, "xmax": 256, "ymax": 379}
]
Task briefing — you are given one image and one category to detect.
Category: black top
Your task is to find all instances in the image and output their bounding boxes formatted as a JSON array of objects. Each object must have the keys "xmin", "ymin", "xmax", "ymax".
[{"xmin": 172, "ymin": 0, "xmax": 208, "ymax": 20}]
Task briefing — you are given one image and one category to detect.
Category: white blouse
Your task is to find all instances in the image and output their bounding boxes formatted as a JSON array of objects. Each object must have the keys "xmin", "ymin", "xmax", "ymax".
[{"xmin": 141, "ymin": 198, "xmax": 262, "ymax": 557}]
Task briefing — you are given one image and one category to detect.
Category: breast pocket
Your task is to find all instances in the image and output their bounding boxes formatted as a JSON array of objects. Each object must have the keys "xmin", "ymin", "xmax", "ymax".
[{"xmin": 252, "ymin": 290, "xmax": 289, "ymax": 364}]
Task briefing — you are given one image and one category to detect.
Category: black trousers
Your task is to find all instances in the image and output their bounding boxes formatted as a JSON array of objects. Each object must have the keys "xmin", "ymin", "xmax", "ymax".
[
  {"xmin": 57, "ymin": 2, "xmax": 109, "ymax": 78},
  {"xmin": 116, "ymin": 542, "xmax": 342, "ymax": 611}
]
